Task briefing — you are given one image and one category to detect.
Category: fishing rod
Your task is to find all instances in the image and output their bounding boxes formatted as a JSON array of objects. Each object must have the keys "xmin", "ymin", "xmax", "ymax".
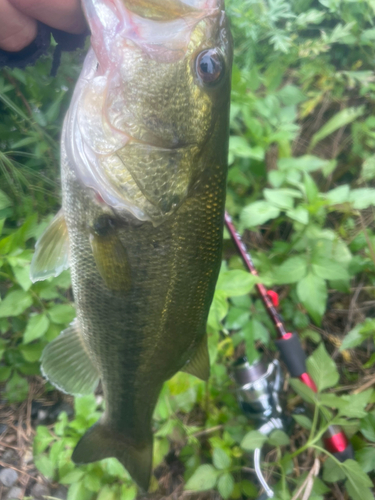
[{"xmin": 224, "ymin": 211, "xmax": 353, "ymax": 497}]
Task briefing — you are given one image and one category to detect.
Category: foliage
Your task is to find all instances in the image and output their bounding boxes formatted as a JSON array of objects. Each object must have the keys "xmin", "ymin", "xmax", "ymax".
[{"xmin": 1, "ymin": 0, "xmax": 375, "ymax": 499}]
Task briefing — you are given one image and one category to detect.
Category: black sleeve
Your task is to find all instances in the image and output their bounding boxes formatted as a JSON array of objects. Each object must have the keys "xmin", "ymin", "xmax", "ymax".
[{"xmin": 0, "ymin": 21, "xmax": 88, "ymax": 74}]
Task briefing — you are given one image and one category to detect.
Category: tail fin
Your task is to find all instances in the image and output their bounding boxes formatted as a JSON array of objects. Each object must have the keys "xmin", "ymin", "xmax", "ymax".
[{"xmin": 72, "ymin": 421, "xmax": 153, "ymax": 491}]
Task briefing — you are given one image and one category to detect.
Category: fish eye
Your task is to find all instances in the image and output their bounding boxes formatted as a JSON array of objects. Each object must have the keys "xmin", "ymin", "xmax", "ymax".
[
  {"xmin": 92, "ymin": 215, "xmax": 116, "ymax": 237},
  {"xmin": 195, "ymin": 49, "xmax": 224, "ymax": 85}
]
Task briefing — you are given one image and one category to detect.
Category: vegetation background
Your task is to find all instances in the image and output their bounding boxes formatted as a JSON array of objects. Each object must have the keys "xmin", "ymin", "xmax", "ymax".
[{"xmin": 1, "ymin": 0, "xmax": 375, "ymax": 498}]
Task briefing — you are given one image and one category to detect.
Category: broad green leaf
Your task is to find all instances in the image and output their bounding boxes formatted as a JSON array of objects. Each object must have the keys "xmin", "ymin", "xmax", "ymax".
[
  {"xmin": 337, "ymin": 390, "xmax": 373, "ymax": 419},
  {"xmin": 34, "ymin": 426, "xmax": 54, "ymax": 455},
  {"xmin": 229, "ymin": 136, "xmax": 265, "ymax": 161},
  {"xmin": 343, "ymin": 460, "xmax": 373, "ymax": 500},
  {"xmin": 48, "ymin": 304, "xmax": 76, "ymax": 324},
  {"xmin": 218, "ymin": 473, "xmax": 235, "ymax": 499},
  {"xmin": 34, "ymin": 455, "xmax": 55, "ymax": 480},
  {"xmin": 361, "ymin": 155, "xmax": 375, "ymax": 181},
  {"xmin": 349, "ymin": 188, "xmax": 375, "ymax": 209},
  {"xmin": 241, "ymin": 201, "xmax": 280, "ymax": 228},
  {"xmin": 23, "ymin": 313, "xmax": 50, "ymax": 344},
  {"xmin": 185, "ymin": 464, "xmax": 218, "ymax": 491},
  {"xmin": 74, "ymin": 395, "xmax": 97, "ymax": 419},
  {"xmin": 322, "ymin": 457, "xmax": 346, "ymax": 483},
  {"xmin": 0, "ymin": 190, "xmax": 12, "ymax": 210},
  {"xmin": 340, "ymin": 324, "xmax": 364, "ymax": 350},
  {"xmin": 272, "ymin": 256, "xmax": 307, "ymax": 284},
  {"xmin": 20, "ymin": 343, "xmax": 44, "ymax": 362},
  {"xmin": 289, "ymin": 379, "xmax": 316, "ymax": 403},
  {"xmin": 286, "ymin": 206, "xmax": 309, "ymax": 224},
  {"xmin": 325, "ymin": 184, "xmax": 350, "ymax": 205},
  {"xmin": 268, "ymin": 430, "xmax": 290, "ymax": 446},
  {"xmin": 297, "ymin": 273, "xmax": 327, "ymax": 325},
  {"xmin": 306, "ymin": 343, "xmax": 339, "ymax": 392},
  {"xmin": 84, "ymin": 473, "xmax": 102, "ymax": 492},
  {"xmin": 216, "ymin": 270, "xmax": 257, "ymax": 297},
  {"xmin": 278, "ymin": 155, "xmax": 332, "ymax": 173},
  {"xmin": 5, "ymin": 371, "xmax": 29, "ymax": 402},
  {"xmin": 60, "ymin": 469, "xmax": 85, "ymax": 484},
  {"xmin": 213, "ymin": 448, "xmax": 231, "ymax": 470},
  {"xmin": 120, "ymin": 485, "xmax": 137, "ymax": 500},
  {"xmin": 292, "ymin": 414, "xmax": 312, "ymax": 429},
  {"xmin": 264, "ymin": 188, "xmax": 295, "ymax": 210},
  {"xmin": 304, "ymin": 172, "xmax": 318, "ymax": 203},
  {"xmin": 0, "ymin": 290, "xmax": 33, "ymax": 317},
  {"xmin": 208, "ymin": 291, "xmax": 228, "ymax": 330},
  {"xmin": 312, "ymin": 257, "xmax": 349, "ymax": 281},
  {"xmin": 310, "ymin": 106, "xmax": 365, "ymax": 149},
  {"xmin": 360, "ymin": 413, "xmax": 375, "ymax": 442},
  {"xmin": 240, "ymin": 430, "xmax": 267, "ymax": 451},
  {"xmin": 356, "ymin": 447, "xmax": 375, "ymax": 473},
  {"xmin": 68, "ymin": 481, "xmax": 93, "ymax": 500},
  {"xmin": 12, "ymin": 264, "xmax": 32, "ymax": 291}
]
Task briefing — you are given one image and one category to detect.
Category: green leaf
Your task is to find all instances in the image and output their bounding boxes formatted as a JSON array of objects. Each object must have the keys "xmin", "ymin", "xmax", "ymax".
[
  {"xmin": 84, "ymin": 473, "xmax": 102, "ymax": 492},
  {"xmin": 289, "ymin": 379, "xmax": 316, "ymax": 403},
  {"xmin": 304, "ymin": 172, "xmax": 319, "ymax": 203},
  {"xmin": 360, "ymin": 413, "xmax": 375, "ymax": 442},
  {"xmin": 337, "ymin": 390, "xmax": 373, "ymax": 419},
  {"xmin": 240, "ymin": 430, "xmax": 267, "ymax": 451},
  {"xmin": 68, "ymin": 481, "xmax": 93, "ymax": 500},
  {"xmin": 356, "ymin": 447, "xmax": 375, "ymax": 473},
  {"xmin": 5, "ymin": 372, "xmax": 29, "ymax": 402},
  {"xmin": 0, "ymin": 290, "xmax": 33, "ymax": 317},
  {"xmin": 120, "ymin": 484, "xmax": 137, "ymax": 500},
  {"xmin": 264, "ymin": 188, "xmax": 294, "ymax": 210},
  {"xmin": 343, "ymin": 460, "xmax": 373, "ymax": 500},
  {"xmin": 34, "ymin": 426, "xmax": 54, "ymax": 455},
  {"xmin": 286, "ymin": 206, "xmax": 309, "ymax": 224},
  {"xmin": 185, "ymin": 464, "xmax": 218, "ymax": 491},
  {"xmin": 349, "ymin": 188, "xmax": 375, "ymax": 209},
  {"xmin": 229, "ymin": 136, "xmax": 265, "ymax": 161},
  {"xmin": 312, "ymin": 257, "xmax": 349, "ymax": 281},
  {"xmin": 74, "ymin": 395, "xmax": 97, "ymax": 419},
  {"xmin": 0, "ymin": 190, "xmax": 12, "ymax": 210},
  {"xmin": 293, "ymin": 414, "xmax": 312, "ymax": 429},
  {"xmin": 272, "ymin": 256, "xmax": 307, "ymax": 284},
  {"xmin": 241, "ymin": 201, "xmax": 280, "ymax": 228},
  {"xmin": 20, "ymin": 343, "xmax": 44, "ymax": 362},
  {"xmin": 60, "ymin": 469, "xmax": 85, "ymax": 484},
  {"xmin": 322, "ymin": 457, "xmax": 346, "ymax": 483},
  {"xmin": 278, "ymin": 155, "xmax": 332, "ymax": 173},
  {"xmin": 297, "ymin": 273, "xmax": 327, "ymax": 325},
  {"xmin": 341, "ymin": 324, "xmax": 365, "ymax": 350},
  {"xmin": 310, "ymin": 107, "xmax": 365, "ymax": 149},
  {"xmin": 217, "ymin": 472, "xmax": 235, "ymax": 499},
  {"xmin": 48, "ymin": 304, "xmax": 76, "ymax": 324},
  {"xmin": 216, "ymin": 270, "xmax": 257, "ymax": 297},
  {"xmin": 23, "ymin": 313, "xmax": 50, "ymax": 344},
  {"xmin": 213, "ymin": 448, "xmax": 231, "ymax": 470},
  {"xmin": 34, "ymin": 454, "xmax": 55, "ymax": 479},
  {"xmin": 97, "ymin": 485, "xmax": 118, "ymax": 500},
  {"xmin": 208, "ymin": 291, "xmax": 228, "ymax": 330},
  {"xmin": 325, "ymin": 184, "xmax": 350, "ymax": 205},
  {"xmin": 268, "ymin": 430, "xmax": 290, "ymax": 446},
  {"xmin": 306, "ymin": 343, "xmax": 339, "ymax": 392}
]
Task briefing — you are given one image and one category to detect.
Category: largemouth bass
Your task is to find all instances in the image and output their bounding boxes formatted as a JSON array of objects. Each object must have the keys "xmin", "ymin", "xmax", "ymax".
[{"xmin": 31, "ymin": 0, "xmax": 232, "ymax": 489}]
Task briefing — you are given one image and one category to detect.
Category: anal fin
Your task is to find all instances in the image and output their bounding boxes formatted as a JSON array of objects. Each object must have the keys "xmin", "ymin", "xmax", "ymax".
[
  {"xmin": 72, "ymin": 421, "xmax": 152, "ymax": 491},
  {"xmin": 30, "ymin": 209, "xmax": 70, "ymax": 282},
  {"xmin": 41, "ymin": 319, "xmax": 99, "ymax": 396},
  {"xmin": 181, "ymin": 334, "xmax": 210, "ymax": 381}
]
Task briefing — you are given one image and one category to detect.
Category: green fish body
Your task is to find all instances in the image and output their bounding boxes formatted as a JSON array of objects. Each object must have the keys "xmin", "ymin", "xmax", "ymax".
[{"xmin": 31, "ymin": 0, "xmax": 232, "ymax": 489}]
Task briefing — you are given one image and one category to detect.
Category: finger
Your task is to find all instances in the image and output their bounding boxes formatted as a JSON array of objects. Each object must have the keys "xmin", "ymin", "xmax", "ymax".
[
  {"xmin": 0, "ymin": 0, "xmax": 37, "ymax": 51},
  {"xmin": 8, "ymin": 0, "xmax": 86, "ymax": 34}
]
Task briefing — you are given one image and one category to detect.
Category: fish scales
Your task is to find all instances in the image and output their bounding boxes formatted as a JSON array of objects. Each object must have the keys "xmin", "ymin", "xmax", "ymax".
[{"xmin": 31, "ymin": 0, "xmax": 232, "ymax": 490}]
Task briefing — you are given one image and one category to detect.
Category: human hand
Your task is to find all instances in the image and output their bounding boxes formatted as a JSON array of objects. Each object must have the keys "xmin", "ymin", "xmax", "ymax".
[{"xmin": 0, "ymin": 0, "xmax": 86, "ymax": 52}]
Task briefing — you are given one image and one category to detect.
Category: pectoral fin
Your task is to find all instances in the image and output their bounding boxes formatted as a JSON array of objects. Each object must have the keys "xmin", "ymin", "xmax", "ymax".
[
  {"xmin": 41, "ymin": 319, "xmax": 99, "ymax": 396},
  {"xmin": 181, "ymin": 334, "xmax": 210, "ymax": 381},
  {"xmin": 90, "ymin": 215, "xmax": 131, "ymax": 292},
  {"xmin": 30, "ymin": 209, "xmax": 70, "ymax": 282}
]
